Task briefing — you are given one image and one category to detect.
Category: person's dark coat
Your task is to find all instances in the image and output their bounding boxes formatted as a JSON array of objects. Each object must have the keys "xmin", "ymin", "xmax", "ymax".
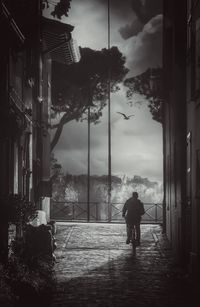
[{"xmin": 122, "ymin": 197, "xmax": 145, "ymax": 225}]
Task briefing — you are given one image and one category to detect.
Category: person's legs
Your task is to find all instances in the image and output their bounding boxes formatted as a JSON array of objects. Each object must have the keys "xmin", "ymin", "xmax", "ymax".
[
  {"xmin": 126, "ymin": 223, "xmax": 132, "ymax": 244},
  {"xmin": 135, "ymin": 222, "xmax": 141, "ymax": 244}
]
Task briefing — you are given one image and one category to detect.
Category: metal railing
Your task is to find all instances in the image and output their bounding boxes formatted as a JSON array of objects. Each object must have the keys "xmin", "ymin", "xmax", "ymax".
[{"xmin": 50, "ymin": 201, "xmax": 163, "ymax": 224}]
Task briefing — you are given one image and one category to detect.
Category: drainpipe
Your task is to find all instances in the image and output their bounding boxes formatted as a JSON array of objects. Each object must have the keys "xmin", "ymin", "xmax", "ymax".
[{"xmin": 35, "ymin": 0, "xmax": 43, "ymax": 209}]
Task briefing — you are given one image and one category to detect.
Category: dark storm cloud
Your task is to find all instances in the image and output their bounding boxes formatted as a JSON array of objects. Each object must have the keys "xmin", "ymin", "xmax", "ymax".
[
  {"xmin": 119, "ymin": 18, "xmax": 144, "ymax": 39},
  {"xmin": 131, "ymin": 0, "xmax": 162, "ymax": 24},
  {"xmin": 119, "ymin": 0, "xmax": 163, "ymax": 39},
  {"xmin": 125, "ymin": 14, "xmax": 163, "ymax": 76}
]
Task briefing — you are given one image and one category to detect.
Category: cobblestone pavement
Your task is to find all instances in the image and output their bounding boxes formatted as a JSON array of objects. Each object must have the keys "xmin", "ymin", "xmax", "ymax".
[{"xmin": 49, "ymin": 223, "xmax": 199, "ymax": 307}]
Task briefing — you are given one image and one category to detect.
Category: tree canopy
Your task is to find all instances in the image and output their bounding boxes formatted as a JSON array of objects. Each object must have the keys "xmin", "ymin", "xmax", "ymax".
[
  {"xmin": 42, "ymin": 0, "xmax": 71, "ymax": 19},
  {"xmin": 51, "ymin": 46, "xmax": 129, "ymax": 151},
  {"xmin": 124, "ymin": 68, "xmax": 163, "ymax": 124},
  {"xmin": 50, "ymin": 154, "xmax": 66, "ymax": 201}
]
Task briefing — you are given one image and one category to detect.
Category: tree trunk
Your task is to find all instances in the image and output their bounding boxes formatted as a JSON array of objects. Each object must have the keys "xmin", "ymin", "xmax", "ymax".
[
  {"xmin": 50, "ymin": 105, "xmax": 88, "ymax": 151},
  {"xmin": 50, "ymin": 120, "xmax": 65, "ymax": 152}
]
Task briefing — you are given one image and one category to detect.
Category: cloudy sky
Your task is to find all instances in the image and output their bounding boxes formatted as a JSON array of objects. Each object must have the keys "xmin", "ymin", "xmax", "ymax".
[{"xmin": 47, "ymin": 0, "xmax": 163, "ymax": 183}]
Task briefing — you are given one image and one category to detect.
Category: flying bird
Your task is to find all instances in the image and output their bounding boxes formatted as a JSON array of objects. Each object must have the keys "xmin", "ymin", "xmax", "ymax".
[{"xmin": 117, "ymin": 112, "xmax": 135, "ymax": 120}]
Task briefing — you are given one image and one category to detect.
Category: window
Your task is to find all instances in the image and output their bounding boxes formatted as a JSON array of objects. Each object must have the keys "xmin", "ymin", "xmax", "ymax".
[
  {"xmin": 196, "ymin": 149, "xmax": 200, "ymax": 197},
  {"xmin": 195, "ymin": 18, "xmax": 200, "ymax": 91},
  {"xmin": 13, "ymin": 142, "xmax": 19, "ymax": 194},
  {"xmin": 189, "ymin": 1, "xmax": 200, "ymax": 98},
  {"xmin": 187, "ymin": 132, "xmax": 192, "ymax": 205},
  {"xmin": 173, "ymin": 142, "xmax": 177, "ymax": 207},
  {"xmin": 187, "ymin": 0, "xmax": 192, "ymax": 51}
]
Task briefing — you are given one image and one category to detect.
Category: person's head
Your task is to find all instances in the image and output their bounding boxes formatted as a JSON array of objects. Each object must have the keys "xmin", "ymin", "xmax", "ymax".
[{"xmin": 132, "ymin": 192, "xmax": 138, "ymax": 199}]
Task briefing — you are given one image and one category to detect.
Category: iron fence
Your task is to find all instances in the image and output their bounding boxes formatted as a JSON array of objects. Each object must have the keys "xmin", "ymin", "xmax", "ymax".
[{"xmin": 50, "ymin": 201, "xmax": 163, "ymax": 224}]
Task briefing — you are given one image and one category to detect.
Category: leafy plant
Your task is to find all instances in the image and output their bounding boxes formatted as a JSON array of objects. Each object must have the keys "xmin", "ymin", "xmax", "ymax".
[
  {"xmin": 0, "ymin": 194, "xmax": 36, "ymax": 226},
  {"xmin": 42, "ymin": 0, "xmax": 71, "ymax": 19},
  {"xmin": 0, "ymin": 264, "xmax": 14, "ymax": 307},
  {"xmin": 0, "ymin": 253, "xmax": 55, "ymax": 307},
  {"xmin": 51, "ymin": 46, "xmax": 129, "ymax": 150},
  {"xmin": 124, "ymin": 68, "xmax": 164, "ymax": 123}
]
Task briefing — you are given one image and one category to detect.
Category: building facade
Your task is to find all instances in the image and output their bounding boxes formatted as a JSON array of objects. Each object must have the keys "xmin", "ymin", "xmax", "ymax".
[
  {"xmin": 0, "ymin": 0, "xmax": 41, "ymax": 261},
  {"xmin": 0, "ymin": 0, "xmax": 79, "ymax": 261},
  {"xmin": 163, "ymin": 0, "xmax": 200, "ymax": 276},
  {"xmin": 186, "ymin": 0, "xmax": 200, "ymax": 276}
]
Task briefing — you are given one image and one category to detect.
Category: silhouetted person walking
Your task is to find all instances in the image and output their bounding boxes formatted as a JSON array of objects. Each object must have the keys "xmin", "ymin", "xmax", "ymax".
[{"xmin": 122, "ymin": 192, "xmax": 145, "ymax": 245}]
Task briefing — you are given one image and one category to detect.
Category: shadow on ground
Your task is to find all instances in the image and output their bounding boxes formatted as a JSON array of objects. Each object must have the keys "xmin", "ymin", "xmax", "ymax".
[{"xmin": 49, "ymin": 223, "xmax": 199, "ymax": 307}]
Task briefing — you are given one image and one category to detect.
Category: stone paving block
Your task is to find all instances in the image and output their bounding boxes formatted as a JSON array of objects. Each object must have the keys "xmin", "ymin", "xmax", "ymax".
[{"xmin": 50, "ymin": 223, "xmax": 198, "ymax": 307}]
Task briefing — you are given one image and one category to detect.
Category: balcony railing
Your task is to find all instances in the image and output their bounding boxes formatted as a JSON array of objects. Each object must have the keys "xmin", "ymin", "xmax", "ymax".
[{"xmin": 50, "ymin": 201, "xmax": 163, "ymax": 224}]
